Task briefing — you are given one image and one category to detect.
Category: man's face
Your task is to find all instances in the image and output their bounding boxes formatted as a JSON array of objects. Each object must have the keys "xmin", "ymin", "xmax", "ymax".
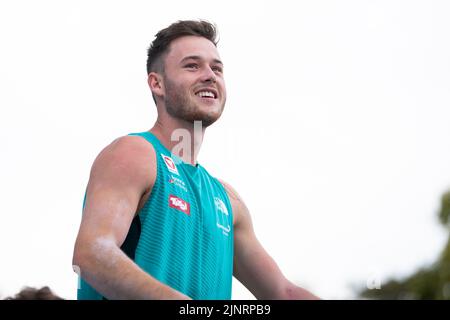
[{"xmin": 161, "ymin": 36, "xmax": 227, "ymax": 127}]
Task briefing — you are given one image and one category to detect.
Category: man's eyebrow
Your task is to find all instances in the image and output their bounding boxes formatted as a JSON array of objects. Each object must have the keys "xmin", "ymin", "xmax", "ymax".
[{"xmin": 180, "ymin": 55, "xmax": 224, "ymax": 66}]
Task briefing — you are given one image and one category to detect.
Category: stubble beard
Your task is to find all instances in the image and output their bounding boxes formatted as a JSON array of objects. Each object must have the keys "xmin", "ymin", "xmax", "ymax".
[{"xmin": 164, "ymin": 76, "xmax": 225, "ymax": 128}]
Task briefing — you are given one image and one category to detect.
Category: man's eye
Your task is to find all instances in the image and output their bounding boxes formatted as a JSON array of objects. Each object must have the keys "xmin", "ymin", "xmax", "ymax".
[
  {"xmin": 185, "ymin": 64, "xmax": 198, "ymax": 69},
  {"xmin": 212, "ymin": 66, "xmax": 223, "ymax": 73}
]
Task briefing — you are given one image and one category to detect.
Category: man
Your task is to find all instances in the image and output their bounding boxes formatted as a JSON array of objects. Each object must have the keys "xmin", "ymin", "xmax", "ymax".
[{"xmin": 73, "ymin": 20, "xmax": 319, "ymax": 300}]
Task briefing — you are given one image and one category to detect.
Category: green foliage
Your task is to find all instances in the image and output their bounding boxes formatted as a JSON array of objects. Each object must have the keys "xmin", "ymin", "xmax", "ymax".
[
  {"xmin": 358, "ymin": 191, "xmax": 450, "ymax": 300},
  {"xmin": 439, "ymin": 191, "xmax": 450, "ymax": 228}
]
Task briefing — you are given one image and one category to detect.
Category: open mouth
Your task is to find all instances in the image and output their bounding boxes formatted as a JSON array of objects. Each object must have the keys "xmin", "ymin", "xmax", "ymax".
[{"xmin": 194, "ymin": 89, "xmax": 218, "ymax": 99}]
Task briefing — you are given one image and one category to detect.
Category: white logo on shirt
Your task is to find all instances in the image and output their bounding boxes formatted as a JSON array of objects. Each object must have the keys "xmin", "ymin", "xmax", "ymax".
[{"xmin": 215, "ymin": 197, "xmax": 230, "ymax": 236}]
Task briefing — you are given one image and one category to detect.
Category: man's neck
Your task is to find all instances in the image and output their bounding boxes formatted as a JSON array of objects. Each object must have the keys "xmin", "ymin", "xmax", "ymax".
[{"xmin": 149, "ymin": 115, "xmax": 205, "ymax": 166}]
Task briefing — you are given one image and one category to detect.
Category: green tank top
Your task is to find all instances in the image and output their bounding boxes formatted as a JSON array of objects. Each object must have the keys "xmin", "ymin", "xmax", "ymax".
[{"xmin": 77, "ymin": 131, "xmax": 234, "ymax": 300}]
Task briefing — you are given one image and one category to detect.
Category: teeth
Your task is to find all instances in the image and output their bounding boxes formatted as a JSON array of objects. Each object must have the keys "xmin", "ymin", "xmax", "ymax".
[{"xmin": 197, "ymin": 91, "xmax": 215, "ymax": 98}]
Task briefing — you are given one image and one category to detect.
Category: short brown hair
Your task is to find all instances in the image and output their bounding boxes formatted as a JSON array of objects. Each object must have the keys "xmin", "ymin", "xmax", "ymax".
[
  {"xmin": 4, "ymin": 286, "xmax": 63, "ymax": 300},
  {"xmin": 146, "ymin": 20, "xmax": 219, "ymax": 76}
]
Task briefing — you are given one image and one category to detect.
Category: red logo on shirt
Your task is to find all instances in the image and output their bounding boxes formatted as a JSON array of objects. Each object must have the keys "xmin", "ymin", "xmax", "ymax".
[
  {"xmin": 162, "ymin": 155, "xmax": 179, "ymax": 175},
  {"xmin": 168, "ymin": 195, "xmax": 190, "ymax": 215}
]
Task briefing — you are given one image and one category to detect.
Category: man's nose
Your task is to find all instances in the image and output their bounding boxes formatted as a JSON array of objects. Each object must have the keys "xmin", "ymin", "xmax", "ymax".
[{"xmin": 200, "ymin": 66, "xmax": 217, "ymax": 83}]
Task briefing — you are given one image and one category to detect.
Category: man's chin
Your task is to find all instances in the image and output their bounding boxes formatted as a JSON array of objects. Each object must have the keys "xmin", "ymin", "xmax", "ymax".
[
  {"xmin": 166, "ymin": 102, "xmax": 224, "ymax": 127},
  {"xmin": 189, "ymin": 106, "xmax": 224, "ymax": 127},
  {"xmin": 191, "ymin": 114, "xmax": 221, "ymax": 128}
]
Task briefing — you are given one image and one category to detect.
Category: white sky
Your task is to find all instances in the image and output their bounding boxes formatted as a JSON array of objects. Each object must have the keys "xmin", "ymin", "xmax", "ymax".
[{"xmin": 1, "ymin": 0, "xmax": 449, "ymax": 300}]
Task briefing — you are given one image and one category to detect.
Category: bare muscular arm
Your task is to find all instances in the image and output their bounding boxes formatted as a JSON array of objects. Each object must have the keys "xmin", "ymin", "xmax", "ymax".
[
  {"xmin": 72, "ymin": 136, "xmax": 191, "ymax": 300},
  {"xmin": 219, "ymin": 179, "xmax": 320, "ymax": 300}
]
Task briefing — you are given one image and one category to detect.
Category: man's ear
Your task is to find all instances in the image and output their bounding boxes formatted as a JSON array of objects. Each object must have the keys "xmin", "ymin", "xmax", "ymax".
[{"xmin": 148, "ymin": 72, "xmax": 164, "ymax": 98}]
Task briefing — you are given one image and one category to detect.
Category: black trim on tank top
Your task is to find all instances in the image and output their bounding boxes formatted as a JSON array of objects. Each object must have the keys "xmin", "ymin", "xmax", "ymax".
[{"xmin": 120, "ymin": 215, "xmax": 142, "ymax": 260}]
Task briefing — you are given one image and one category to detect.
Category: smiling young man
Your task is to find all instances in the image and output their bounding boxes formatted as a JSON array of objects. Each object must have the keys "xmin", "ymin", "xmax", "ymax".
[{"xmin": 73, "ymin": 20, "xmax": 319, "ymax": 300}]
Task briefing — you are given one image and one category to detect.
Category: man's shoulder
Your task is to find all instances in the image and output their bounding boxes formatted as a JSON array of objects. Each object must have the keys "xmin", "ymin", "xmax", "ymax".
[
  {"xmin": 91, "ymin": 134, "xmax": 156, "ymax": 181},
  {"xmin": 98, "ymin": 134, "xmax": 155, "ymax": 162},
  {"xmin": 216, "ymin": 178, "xmax": 250, "ymax": 226},
  {"xmin": 216, "ymin": 179, "xmax": 242, "ymax": 203},
  {"xmin": 107, "ymin": 134, "xmax": 154, "ymax": 154}
]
